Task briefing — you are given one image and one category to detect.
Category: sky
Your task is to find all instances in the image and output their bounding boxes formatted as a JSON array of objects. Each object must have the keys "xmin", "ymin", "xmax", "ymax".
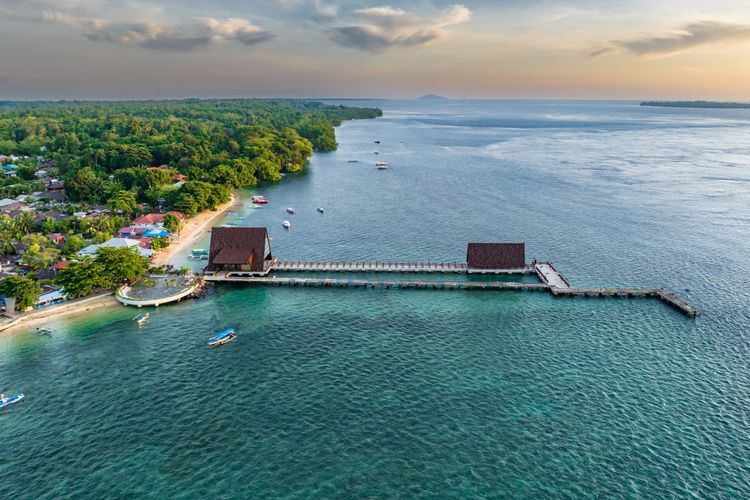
[{"xmin": 1, "ymin": 0, "xmax": 750, "ymax": 100}]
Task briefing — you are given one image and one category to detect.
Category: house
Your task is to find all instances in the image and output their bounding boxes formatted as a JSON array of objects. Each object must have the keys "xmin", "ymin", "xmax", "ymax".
[
  {"xmin": 36, "ymin": 285, "xmax": 65, "ymax": 307},
  {"xmin": 172, "ymin": 173, "xmax": 187, "ymax": 182},
  {"xmin": 205, "ymin": 227, "xmax": 274, "ymax": 275},
  {"xmin": 47, "ymin": 233, "xmax": 65, "ymax": 245},
  {"xmin": 0, "ymin": 198, "xmax": 18, "ymax": 208},
  {"xmin": 39, "ymin": 190, "xmax": 67, "ymax": 201},
  {"xmin": 166, "ymin": 210, "xmax": 185, "ymax": 220},
  {"xmin": 79, "ymin": 238, "xmax": 153, "ymax": 258},
  {"xmin": 0, "ymin": 201, "xmax": 26, "ymax": 215},
  {"xmin": 147, "ymin": 164, "xmax": 170, "ymax": 171},
  {"xmin": 47, "ymin": 180, "xmax": 64, "ymax": 191},
  {"xmin": 35, "ymin": 210, "xmax": 68, "ymax": 223},
  {"xmin": 466, "ymin": 243, "xmax": 526, "ymax": 270},
  {"xmin": 132, "ymin": 213, "xmax": 165, "ymax": 227},
  {"xmin": 143, "ymin": 228, "xmax": 171, "ymax": 238}
]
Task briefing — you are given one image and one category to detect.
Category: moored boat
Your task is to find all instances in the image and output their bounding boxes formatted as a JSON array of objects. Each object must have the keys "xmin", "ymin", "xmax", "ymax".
[
  {"xmin": 0, "ymin": 393, "xmax": 24, "ymax": 410},
  {"xmin": 248, "ymin": 203, "xmax": 263, "ymax": 209},
  {"xmin": 189, "ymin": 248, "xmax": 209, "ymax": 260},
  {"xmin": 286, "ymin": 207, "xmax": 295, "ymax": 214},
  {"xmin": 36, "ymin": 327, "xmax": 52, "ymax": 335},
  {"xmin": 208, "ymin": 328, "xmax": 237, "ymax": 347},
  {"xmin": 251, "ymin": 195, "xmax": 269, "ymax": 204},
  {"xmin": 134, "ymin": 312, "xmax": 150, "ymax": 325},
  {"xmin": 376, "ymin": 162, "xmax": 388, "ymax": 169},
  {"xmin": 282, "ymin": 220, "xmax": 292, "ymax": 229},
  {"xmin": 317, "ymin": 207, "xmax": 325, "ymax": 213}
]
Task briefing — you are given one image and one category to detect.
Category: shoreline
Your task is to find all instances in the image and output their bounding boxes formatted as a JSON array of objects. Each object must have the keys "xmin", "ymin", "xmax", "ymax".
[
  {"xmin": 0, "ymin": 292, "xmax": 118, "ymax": 336},
  {"xmin": 150, "ymin": 191, "xmax": 238, "ymax": 267},
  {"xmin": 0, "ymin": 192, "xmax": 239, "ymax": 337}
]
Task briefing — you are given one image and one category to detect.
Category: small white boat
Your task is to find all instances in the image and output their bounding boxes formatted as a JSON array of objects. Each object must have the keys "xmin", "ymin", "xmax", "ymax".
[
  {"xmin": 286, "ymin": 207, "xmax": 295, "ymax": 214},
  {"xmin": 376, "ymin": 162, "xmax": 388, "ymax": 169},
  {"xmin": 134, "ymin": 313, "xmax": 150, "ymax": 326},
  {"xmin": 248, "ymin": 204, "xmax": 263, "ymax": 209},
  {"xmin": 208, "ymin": 328, "xmax": 237, "ymax": 347},
  {"xmin": 282, "ymin": 220, "xmax": 292, "ymax": 229},
  {"xmin": 36, "ymin": 327, "xmax": 52, "ymax": 336},
  {"xmin": 317, "ymin": 207, "xmax": 325, "ymax": 213},
  {"xmin": 0, "ymin": 393, "xmax": 24, "ymax": 410}
]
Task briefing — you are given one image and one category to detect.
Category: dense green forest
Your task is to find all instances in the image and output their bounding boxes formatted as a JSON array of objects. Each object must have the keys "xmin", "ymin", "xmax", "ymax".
[{"xmin": 0, "ymin": 99, "xmax": 381, "ymax": 215}]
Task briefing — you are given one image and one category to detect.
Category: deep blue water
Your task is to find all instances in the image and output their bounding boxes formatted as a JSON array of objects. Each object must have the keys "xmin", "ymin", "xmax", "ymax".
[{"xmin": 1, "ymin": 100, "xmax": 749, "ymax": 497}]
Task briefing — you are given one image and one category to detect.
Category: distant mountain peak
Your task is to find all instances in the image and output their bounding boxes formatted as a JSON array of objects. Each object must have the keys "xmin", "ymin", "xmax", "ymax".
[{"xmin": 418, "ymin": 94, "xmax": 447, "ymax": 100}]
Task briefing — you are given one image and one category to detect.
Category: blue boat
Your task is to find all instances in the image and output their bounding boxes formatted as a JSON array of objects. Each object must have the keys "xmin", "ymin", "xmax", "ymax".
[
  {"xmin": 0, "ymin": 393, "xmax": 24, "ymax": 410},
  {"xmin": 208, "ymin": 328, "xmax": 236, "ymax": 347}
]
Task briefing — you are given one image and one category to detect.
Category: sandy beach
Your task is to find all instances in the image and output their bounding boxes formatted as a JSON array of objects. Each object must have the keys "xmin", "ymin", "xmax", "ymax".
[
  {"xmin": 0, "ymin": 292, "xmax": 118, "ymax": 335},
  {"xmin": 150, "ymin": 191, "xmax": 238, "ymax": 267},
  {"xmin": 0, "ymin": 192, "xmax": 238, "ymax": 336}
]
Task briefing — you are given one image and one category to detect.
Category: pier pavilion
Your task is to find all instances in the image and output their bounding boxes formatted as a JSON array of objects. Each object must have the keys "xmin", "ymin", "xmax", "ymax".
[{"xmin": 204, "ymin": 227, "xmax": 274, "ymax": 275}]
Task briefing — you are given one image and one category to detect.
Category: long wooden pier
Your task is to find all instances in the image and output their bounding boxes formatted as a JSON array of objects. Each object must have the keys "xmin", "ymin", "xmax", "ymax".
[
  {"xmin": 273, "ymin": 260, "xmax": 474, "ymax": 273},
  {"xmin": 202, "ymin": 272, "xmax": 699, "ymax": 317}
]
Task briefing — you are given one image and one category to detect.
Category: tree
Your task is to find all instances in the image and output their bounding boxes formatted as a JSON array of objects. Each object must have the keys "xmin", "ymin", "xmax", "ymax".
[
  {"xmin": 61, "ymin": 235, "xmax": 86, "ymax": 256},
  {"xmin": 55, "ymin": 246, "xmax": 149, "ymax": 298},
  {"xmin": 150, "ymin": 237, "xmax": 170, "ymax": 251},
  {"xmin": 0, "ymin": 276, "xmax": 42, "ymax": 311},
  {"xmin": 95, "ymin": 246, "xmax": 149, "ymax": 287},
  {"xmin": 65, "ymin": 167, "xmax": 107, "ymax": 202},
  {"xmin": 107, "ymin": 190, "xmax": 138, "ymax": 215},
  {"xmin": 163, "ymin": 213, "xmax": 182, "ymax": 234},
  {"xmin": 55, "ymin": 258, "xmax": 101, "ymax": 298}
]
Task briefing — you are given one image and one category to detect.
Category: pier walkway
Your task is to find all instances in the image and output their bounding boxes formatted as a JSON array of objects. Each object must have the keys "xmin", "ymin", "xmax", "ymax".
[
  {"xmin": 534, "ymin": 262, "xmax": 570, "ymax": 289},
  {"xmin": 273, "ymin": 261, "xmax": 472, "ymax": 273},
  {"xmin": 202, "ymin": 274, "xmax": 699, "ymax": 317}
]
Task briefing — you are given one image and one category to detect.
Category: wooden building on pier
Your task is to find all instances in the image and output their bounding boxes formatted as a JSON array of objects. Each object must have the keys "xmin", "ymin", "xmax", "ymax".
[
  {"xmin": 205, "ymin": 227, "xmax": 274, "ymax": 275},
  {"xmin": 467, "ymin": 243, "xmax": 526, "ymax": 271}
]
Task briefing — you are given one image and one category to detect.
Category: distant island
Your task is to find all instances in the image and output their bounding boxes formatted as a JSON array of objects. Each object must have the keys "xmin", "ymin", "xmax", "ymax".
[
  {"xmin": 641, "ymin": 101, "xmax": 750, "ymax": 109},
  {"xmin": 419, "ymin": 94, "xmax": 447, "ymax": 100}
]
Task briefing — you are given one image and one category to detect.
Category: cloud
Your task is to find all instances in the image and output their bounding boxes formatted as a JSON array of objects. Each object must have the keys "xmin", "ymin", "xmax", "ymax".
[
  {"xmin": 328, "ymin": 4, "xmax": 471, "ymax": 52},
  {"xmin": 593, "ymin": 21, "xmax": 750, "ymax": 58},
  {"xmin": 46, "ymin": 14, "xmax": 273, "ymax": 51}
]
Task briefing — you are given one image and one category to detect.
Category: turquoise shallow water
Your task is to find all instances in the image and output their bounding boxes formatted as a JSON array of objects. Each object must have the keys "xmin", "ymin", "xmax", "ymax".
[{"xmin": 2, "ymin": 100, "xmax": 750, "ymax": 497}]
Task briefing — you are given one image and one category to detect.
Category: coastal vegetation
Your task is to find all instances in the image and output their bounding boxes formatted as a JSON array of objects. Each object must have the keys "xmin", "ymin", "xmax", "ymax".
[
  {"xmin": 54, "ymin": 247, "xmax": 149, "ymax": 299},
  {"xmin": 640, "ymin": 101, "xmax": 750, "ymax": 109},
  {"xmin": 0, "ymin": 99, "xmax": 381, "ymax": 312}
]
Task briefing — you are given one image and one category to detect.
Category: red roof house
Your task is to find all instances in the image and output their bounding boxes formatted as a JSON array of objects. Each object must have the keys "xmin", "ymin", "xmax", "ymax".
[{"xmin": 132, "ymin": 214, "xmax": 165, "ymax": 226}]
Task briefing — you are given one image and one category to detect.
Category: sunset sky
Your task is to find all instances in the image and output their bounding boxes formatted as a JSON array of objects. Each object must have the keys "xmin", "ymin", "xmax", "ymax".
[{"xmin": 2, "ymin": 0, "xmax": 750, "ymax": 100}]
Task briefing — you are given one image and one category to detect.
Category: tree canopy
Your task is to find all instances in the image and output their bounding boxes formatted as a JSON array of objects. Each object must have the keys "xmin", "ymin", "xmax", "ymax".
[
  {"xmin": 0, "ymin": 276, "xmax": 42, "ymax": 311},
  {"xmin": 0, "ymin": 99, "xmax": 382, "ymax": 209}
]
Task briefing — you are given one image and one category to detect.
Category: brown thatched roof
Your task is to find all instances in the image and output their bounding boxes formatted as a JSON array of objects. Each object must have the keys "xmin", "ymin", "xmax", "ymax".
[
  {"xmin": 467, "ymin": 243, "xmax": 525, "ymax": 269},
  {"xmin": 206, "ymin": 227, "xmax": 271, "ymax": 272}
]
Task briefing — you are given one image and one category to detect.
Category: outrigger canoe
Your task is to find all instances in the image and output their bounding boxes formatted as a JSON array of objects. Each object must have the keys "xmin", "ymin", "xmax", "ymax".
[
  {"xmin": 208, "ymin": 328, "xmax": 237, "ymax": 347},
  {"xmin": 0, "ymin": 393, "xmax": 24, "ymax": 410}
]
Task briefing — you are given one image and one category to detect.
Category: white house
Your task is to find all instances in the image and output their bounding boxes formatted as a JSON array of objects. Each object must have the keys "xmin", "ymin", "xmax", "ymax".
[{"xmin": 79, "ymin": 238, "xmax": 153, "ymax": 258}]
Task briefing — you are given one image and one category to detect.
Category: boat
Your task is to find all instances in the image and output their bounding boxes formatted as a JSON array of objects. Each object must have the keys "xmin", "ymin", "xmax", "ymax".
[
  {"xmin": 286, "ymin": 207, "xmax": 295, "ymax": 214},
  {"xmin": 347, "ymin": 160, "xmax": 359, "ymax": 163},
  {"xmin": 189, "ymin": 249, "xmax": 209, "ymax": 260},
  {"xmin": 247, "ymin": 203, "xmax": 263, "ymax": 209},
  {"xmin": 317, "ymin": 207, "xmax": 325, "ymax": 213},
  {"xmin": 36, "ymin": 327, "xmax": 52, "ymax": 336},
  {"xmin": 0, "ymin": 393, "xmax": 24, "ymax": 410},
  {"xmin": 374, "ymin": 140, "xmax": 381, "ymax": 144},
  {"xmin": 134, "ymin": 312, "xmax": 150, "ymax": 325},
  {"xmin": 251, "ymin": 195, "xmax": 268, "ymax": 204},
  {"xmin": 208, "ymin": 328, "xmax": 237, "ymax": 347},
  {"xmin": 282, "ymin": 220, "xmax": 292, "ymax": 229},
  {"xmin": 376, "ymin": 162, "xmax": 388, "ymax": 169}
]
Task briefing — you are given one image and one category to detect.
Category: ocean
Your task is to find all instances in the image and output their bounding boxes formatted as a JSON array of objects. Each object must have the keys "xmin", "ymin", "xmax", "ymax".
[{"xmin": 1, "ymin": 100, "xmax": 749, "ymax": 497}]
